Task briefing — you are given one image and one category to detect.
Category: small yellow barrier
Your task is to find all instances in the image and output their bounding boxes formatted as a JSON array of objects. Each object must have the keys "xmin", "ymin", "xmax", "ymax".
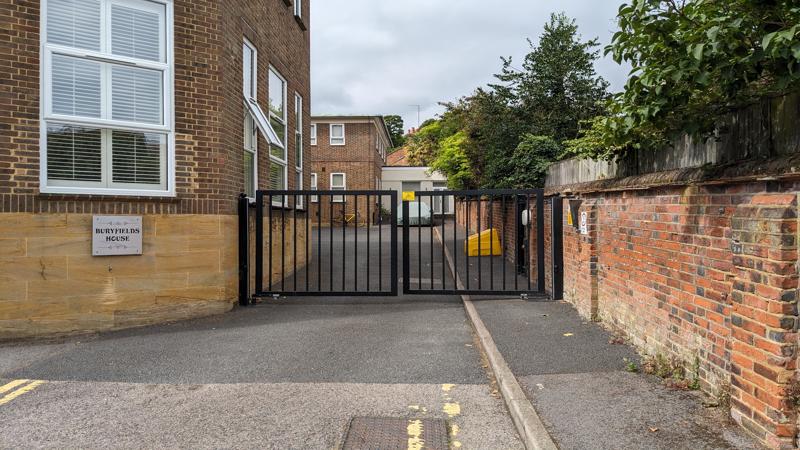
[{"xmin": 465, "ymin": 229, "xmax": 502, "ymax": 257}]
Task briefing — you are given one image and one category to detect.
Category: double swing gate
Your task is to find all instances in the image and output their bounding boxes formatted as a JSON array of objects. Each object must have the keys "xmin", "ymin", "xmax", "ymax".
[{"xmin": 238, "ymin": 188, "xmax": 549, "ymax": 305}]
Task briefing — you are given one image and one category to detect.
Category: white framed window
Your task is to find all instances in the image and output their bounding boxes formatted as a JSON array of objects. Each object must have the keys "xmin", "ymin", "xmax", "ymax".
[
  {"xmin": 310, "ymin": 124, "xmax": 317, "ymax": 146},
  {"xmin": 41, "ymin": 0, "xmax": 174, "ymax": 196},
  {"xmin": 294, "ymin": 93, "xmax": 302, "ymax": 169},
  {"xmin": 243, "ymin": 38, "xmax": 256, "ymax": 100},
  {"xmin": 331, "ymin": 172, "xmax": 346, "ymax": 203},
  {"xmin": 269, "ymin": 162, "xmax": 287, "ymax": 207},
  {"xmin": 310, "ymin": 172, "xmax": 318, "ymax": 203},
  {"xmin": 244, "ymin": 110, "xmax": 258, "ymax": 199},
  {"xmin": 268, "ymin": 67, "xmax": 288, "ymax": 206},
  {"xmin": 330, "ymin": 124, "xmax": 345, "ymax": 146},
  {"xmin": 268, "ymin": 68, "xmax": 287, "ymax": 162},
  {"xmin": 243, "ymin": 39, "xmax": 258, "ymax": 199},
  {"xmin": 294, "ymin": 0, "xmax": 302, "ymax": 18}
]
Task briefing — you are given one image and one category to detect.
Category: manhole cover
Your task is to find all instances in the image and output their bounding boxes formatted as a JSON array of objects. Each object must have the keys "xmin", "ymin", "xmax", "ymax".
[{"xmin": 341, "ymin": 417, "xmax": 449, "ymax": 450}]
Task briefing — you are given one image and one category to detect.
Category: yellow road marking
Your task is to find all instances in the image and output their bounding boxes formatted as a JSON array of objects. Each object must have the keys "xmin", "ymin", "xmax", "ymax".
[
  {"xmin": 407, "ymin": 419, "xmax": 425, "ymax": 450},
  {"xmin": 0, "ymin": 380, "xmax": 45, "ymax": 406},
  {"xmin": 443, "ymin": 402, "xmax": 461, "ymax": 418},
  {"xmin": 0, "ymin": 379, "xmax": 30, "ymax": 394},
  {"xmin": 441, "ymin": 383, "xmax": 456, "ymax": 393}
]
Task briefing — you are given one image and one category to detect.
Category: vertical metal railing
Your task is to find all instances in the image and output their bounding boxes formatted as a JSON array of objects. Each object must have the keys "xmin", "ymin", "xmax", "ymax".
[
  {"xmin": 238, "ymin": 194, "xmax": 250, "ymax": 306},
  {"xmin": 251, "ymin": 190, "xmax": 398, "ymax": 298},
  {"xmin": 401, "ymin": 189, "xmax": 545, "ymax": 297}
]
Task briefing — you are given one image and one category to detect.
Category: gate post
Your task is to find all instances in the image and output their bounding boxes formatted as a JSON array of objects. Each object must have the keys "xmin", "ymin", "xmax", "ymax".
[
  {"xmin": 536, "ymin": 190, "xmax": 546, "ymax": 293},
  {"xmin": 551, "ymin": 196, "xmax": 564, "ymax": 300},
  {"xmin": 390, "ymin": 192, "xmax": 399, "ymax": 296},
  {"xmin": 402, "ymin": 199, "xmax": 410, "ymax": 295},
  {"xmin": 238, "ymin": 194, "xmax": 250, "ymax": 306}
]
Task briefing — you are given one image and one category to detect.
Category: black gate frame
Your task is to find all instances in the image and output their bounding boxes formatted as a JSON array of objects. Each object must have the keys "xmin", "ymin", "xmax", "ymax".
[
  {"xmin": 402, "ymin": 189, "xmax": 546, "ymax": 297},
  {"xmin": 240, "ymin": 190, "xmax": 398, "ymax": 304},
  {"xmin": 238, "ymin": 188, "xmax": 553, "ymax": 303}
]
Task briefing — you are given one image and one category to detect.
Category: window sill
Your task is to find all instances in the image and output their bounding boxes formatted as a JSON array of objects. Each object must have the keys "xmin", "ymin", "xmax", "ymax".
[
  {"xmin": 37, "ymin": 191, "xmax": 180, "ymax": 202},
  {"xmin": 39, "ymin": 186, "xmax": 177, "ymax": 199}
]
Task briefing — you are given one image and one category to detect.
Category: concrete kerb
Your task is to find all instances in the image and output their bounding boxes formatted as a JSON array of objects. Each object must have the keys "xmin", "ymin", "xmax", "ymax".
[{"xmin": 434, "ymin": 228, "xmax": 558, "ymax": 450}]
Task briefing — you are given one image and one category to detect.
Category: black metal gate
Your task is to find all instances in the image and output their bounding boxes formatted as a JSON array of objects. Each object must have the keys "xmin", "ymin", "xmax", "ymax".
[
  {"xmin": 239, "ymin": 188, "xmax": 549, "ymax": 303},
  {"xmin": 239, "ymin": 190, "xmax": 398, "ymax": 304},
  {"xmin": 402, "ymin": 189, "xmax": 545, "ymax": 297}
]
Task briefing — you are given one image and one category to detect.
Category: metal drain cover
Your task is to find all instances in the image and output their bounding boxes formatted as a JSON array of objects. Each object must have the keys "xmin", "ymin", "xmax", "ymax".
[{"xmin": 341, "ymin": 417, "xmax": 449, "ymax": 450}]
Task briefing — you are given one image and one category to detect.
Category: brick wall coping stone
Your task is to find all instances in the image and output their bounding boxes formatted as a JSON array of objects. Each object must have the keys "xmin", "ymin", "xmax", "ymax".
[{"xmin": 546, "ymin": 153, "xmax": 800, "ymax": 196}]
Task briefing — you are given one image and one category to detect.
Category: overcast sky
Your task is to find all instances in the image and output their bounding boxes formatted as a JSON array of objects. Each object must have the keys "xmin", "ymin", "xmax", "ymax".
[{"xmin": 310, "ymin": 0, "xmax": 631, "ymax": 132}]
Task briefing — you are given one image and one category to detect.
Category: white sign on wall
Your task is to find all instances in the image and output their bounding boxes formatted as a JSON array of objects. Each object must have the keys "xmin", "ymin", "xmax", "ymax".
[
  {"xmin": 92, "ymin": 216, "xmax": 143, "ymax": 256},
  {"xmin": 580, "ymin": 211, "xmax": 589, "ymax": 235}
]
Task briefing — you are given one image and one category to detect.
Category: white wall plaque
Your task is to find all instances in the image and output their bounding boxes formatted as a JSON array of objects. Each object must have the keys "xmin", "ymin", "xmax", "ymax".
[
  {"xmin": 580, "ymin": 211, "xmax": 589, "ymax": 235},
  {"xmin": 92, "ymin": 216, "xmax": 143, "ymax": 256}
]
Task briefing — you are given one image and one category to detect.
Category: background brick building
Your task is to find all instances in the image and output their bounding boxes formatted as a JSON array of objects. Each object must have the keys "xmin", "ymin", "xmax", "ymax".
[
  {"xmin": 308, "ymin": 115, "xmax": 392, "ymax": 225},
  {"xmin": 0, "ymin": 0, "xmax": 310, "ymax": 338}
]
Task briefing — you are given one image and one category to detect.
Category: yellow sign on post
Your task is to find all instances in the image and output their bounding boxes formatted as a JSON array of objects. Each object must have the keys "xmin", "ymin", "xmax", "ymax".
[{"xmin": 402, "ymin": 191, "xmax": 416, "ymax": 202}]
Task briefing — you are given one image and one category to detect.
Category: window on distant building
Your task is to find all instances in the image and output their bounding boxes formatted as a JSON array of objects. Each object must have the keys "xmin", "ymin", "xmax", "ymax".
[
  {"xmin": 310, "ymin": 173, "xmax": 318, "ymax": 203},
  {"xmin": 41, "ymin": 0, "xmax": 173, "ymax": 196},
  {"xmin": 330, "ymin": 124, "xmax": 345, "ymax": 146},
  {"xmin": 310, "ymin": 124, "xmax": 317, "ymax": 146},
  {"xmin": 331, "ymin": 173, "xmax": 346, "ymax": 202},
  {"xmin": 243, "ymin": 39, "xmax": 258, "ymax": 199}
]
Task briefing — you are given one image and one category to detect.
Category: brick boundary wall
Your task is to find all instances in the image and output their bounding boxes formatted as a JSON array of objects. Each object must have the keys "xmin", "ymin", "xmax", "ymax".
[{"xmin": 544, "ymin": 181, "xmax": 800, "ymax": 449}]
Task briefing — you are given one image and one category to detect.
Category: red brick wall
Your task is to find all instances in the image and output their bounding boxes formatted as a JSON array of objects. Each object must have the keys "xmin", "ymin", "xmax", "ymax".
[
  {"xmin": 562, "ymin": 198, "xmax": 599, "ymax": 319},
  {"xmin": 0, "ymin": 0, "xmax": 310, "ymax": 216},
  {"xmin": 455, "ymin": 198, "xmax": 520, "ymax": 262},
  {"xmin": 550, "ymin": 182, "xmax": 800, "ymax": 449}
]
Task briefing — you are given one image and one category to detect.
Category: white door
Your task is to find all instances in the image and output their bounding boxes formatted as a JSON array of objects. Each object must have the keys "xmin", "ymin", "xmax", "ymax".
[{"xmin": 432, "ymin": 185, "xmax": 451, "ymax": 214}]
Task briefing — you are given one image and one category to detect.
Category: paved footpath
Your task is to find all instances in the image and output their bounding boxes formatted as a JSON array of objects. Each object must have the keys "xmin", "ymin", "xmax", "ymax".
[
  {"xmin": 0, "ymin": 301, "xmax": 523, "ymax": 449},
  {"xmin": 473, "ymin": 299, "xmax": 763, "ymax": 450}
]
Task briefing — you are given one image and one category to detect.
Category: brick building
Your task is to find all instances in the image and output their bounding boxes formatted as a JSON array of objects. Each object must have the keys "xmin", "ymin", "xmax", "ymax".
[
  {"xmin": 308, "ymin": 115, "xmax": 392, "ymax": 225},
  {"xmin": 0, "ymin": 0, "xmax": 311, "ymax": 338}
]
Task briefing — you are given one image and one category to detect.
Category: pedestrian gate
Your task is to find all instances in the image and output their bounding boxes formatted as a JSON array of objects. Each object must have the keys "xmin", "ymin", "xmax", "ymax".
[{"xmin": 239, "ymin": 189, "xmax": 551, "ymax": 305}]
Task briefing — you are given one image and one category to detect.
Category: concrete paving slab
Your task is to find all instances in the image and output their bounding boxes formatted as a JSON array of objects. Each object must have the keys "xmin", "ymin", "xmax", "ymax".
[
  {"xmin": 0, "ymin": 380, "xmax": 523, "ymax": 449},
  {"xmin": 520, "ymin": 372, "xmax": 761, "ymax": 450},
  {"xmin": 472, "ymin": 298, "xmax": 762, "ymax": 449},
  {"xmin": 473, "ymin": 299, "xmax": 637, "ymax": 376}
]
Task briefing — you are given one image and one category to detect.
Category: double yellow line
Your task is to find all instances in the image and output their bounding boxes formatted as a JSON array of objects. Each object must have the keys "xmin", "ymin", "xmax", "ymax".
[{"xmin": 0, "ymin": 379, "xmax": 46, "ymax": 406}]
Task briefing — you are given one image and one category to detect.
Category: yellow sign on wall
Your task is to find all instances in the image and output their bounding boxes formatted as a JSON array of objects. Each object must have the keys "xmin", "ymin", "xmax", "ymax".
[{"xmin": 402, "ymin": 191, "xmax": 416, "ymax": 202}]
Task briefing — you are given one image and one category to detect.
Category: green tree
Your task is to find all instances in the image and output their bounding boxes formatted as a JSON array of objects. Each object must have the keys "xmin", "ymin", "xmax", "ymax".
[
  {"xmin": 493, "ymin": 12, "xmax": 610, "ymax": 144},
  {"xmin": 568, "ymin": 0, "xmax": 800, "ymax": 159},
  {"xmin": 383, "ymin": 115, "xmax": 406, "ymax": 148},
  {"xmin": 407, "ymin": 13, "xmax": 610, "ymax": 188},
  {"xmin": 499, "ymin": 135, "xmax": 561, "ymax": 188},
  {"xmin": 429, "ymin": 131, "xmax": 477, "ymax": 190},
  {"xmin": 405, "ymin": 121, "xmax": 443, "ymax": 166}
]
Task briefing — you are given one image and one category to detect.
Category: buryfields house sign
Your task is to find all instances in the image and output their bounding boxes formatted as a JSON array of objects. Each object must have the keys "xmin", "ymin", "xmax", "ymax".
[{"xmin": 92, "ymin": 216, "xmax": 143, "ymax": 256}]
